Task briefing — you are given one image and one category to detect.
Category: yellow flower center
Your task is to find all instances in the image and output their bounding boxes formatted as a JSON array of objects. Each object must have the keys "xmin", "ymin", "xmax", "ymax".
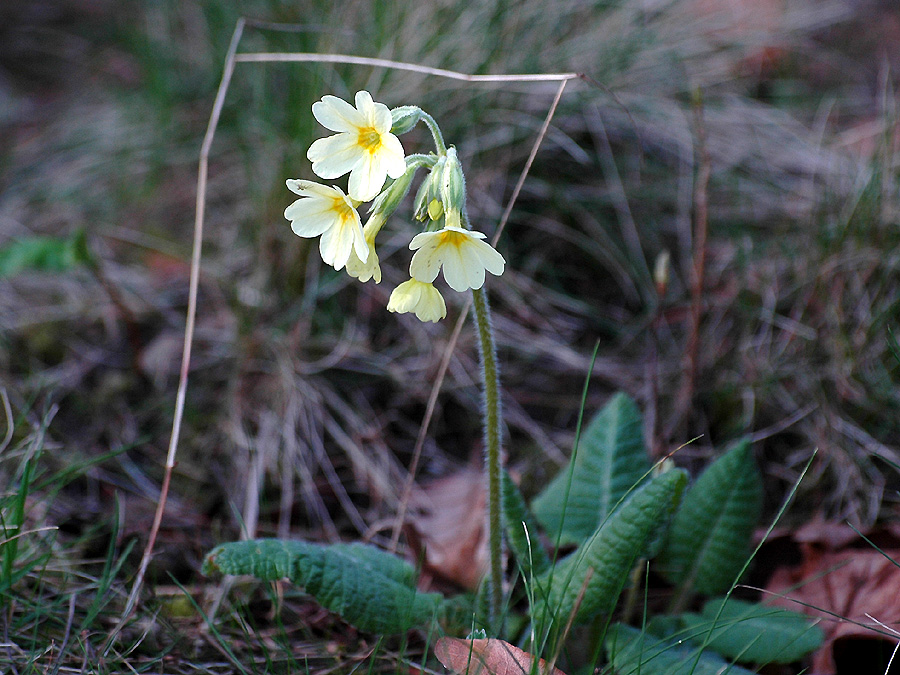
[
  {"xmin": 357, "ymin": 127, "xmax": 382, "ymax": 153},
  {"xmin": 439, "ymin": 229, "xmax": 466, "ymax": 248},
  {"xmin": 331, "ymin": 196, "xmax": 355, "ymax": 223}
]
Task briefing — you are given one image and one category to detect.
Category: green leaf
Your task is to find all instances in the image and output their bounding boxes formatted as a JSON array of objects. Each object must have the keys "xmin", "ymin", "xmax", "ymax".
[
  {"xmin": 203, "ymin": 539, "xmax": 444, "ymax": 633},
  {"xmin": 606, "ymin": 623, "xmax": 755, "ymax": 675},
  {"xmin": 681, "ymin": 597, "xmax": 824, "ymax": 665},
  {"xmin": 539, "ymin": 469, "xmax": 687, "ymax": 625},
  {"xmin": 0, "ymin": 231, "xmax": 93, "ymax": 277},
  {"xmin": 658, "ymin": 439, "xmax": 762, "ymax": 595},
  {"xmin": 502, "ymin": 470, "xmax": 551, "ymax": 578},
  {"xmin": 532, "ymin": 393, "xmax": 651, "ymax": 545}
]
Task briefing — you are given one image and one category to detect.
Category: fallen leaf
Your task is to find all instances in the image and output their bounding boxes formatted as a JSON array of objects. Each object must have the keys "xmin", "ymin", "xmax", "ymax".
[
  {"xmin": 792, "ymin": 514, "xmax": 866, "ymax": 550},
  {"xmin": 405, "ymin": 465, "xmax": 489, "ymax": 590},
  {"xmin": 767, "ymin": 545, "xmax": 900, "ymax": 674},
  {"xmin": 434, "ymin": 637, "xmax": 566, "ymax": 675}
]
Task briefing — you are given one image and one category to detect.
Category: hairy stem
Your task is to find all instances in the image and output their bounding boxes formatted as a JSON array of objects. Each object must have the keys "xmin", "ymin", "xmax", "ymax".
[
  {"xmin": 419, "ymin": 110, "xmax": 447, "ymax": 155},
  {"xmin": 471, "ymin": 286, "xmax": 503, "ymax": 627}
]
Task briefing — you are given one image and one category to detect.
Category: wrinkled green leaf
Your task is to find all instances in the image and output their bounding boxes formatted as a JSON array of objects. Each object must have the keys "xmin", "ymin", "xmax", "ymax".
[
  {"xmin": 659, "ymin": 439, "xmax": 762, "ymax": 595},
  {"xmin": 606, "ymin": 623, "xmax": 755, "ymax": 675},
  {"xmin": 502, "ymin": 470, "xmax": 551, "ymax": 578},
  {"xmin": 203, "ymin": 539, "xmax": 444, "ymax": 633},
  {"xmin": 681, "ymin": 597, "xmax": 824, "ymax": 665},
  {"xmin": 0, "ymin": 231, "xmax": 92, "ymax": 277},
  {"xmin": 539, "ymin": 469, "xmax": 687, "ymax": 625},
  {"xmin": 532, "ymin": 393, "xmax": 651, "ymax": 545}
]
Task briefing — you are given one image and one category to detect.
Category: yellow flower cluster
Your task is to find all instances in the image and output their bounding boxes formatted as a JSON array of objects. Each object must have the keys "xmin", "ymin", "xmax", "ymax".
[{"xmin": 284, "ymin": 91, "xmax": 504, "ymax": 322}]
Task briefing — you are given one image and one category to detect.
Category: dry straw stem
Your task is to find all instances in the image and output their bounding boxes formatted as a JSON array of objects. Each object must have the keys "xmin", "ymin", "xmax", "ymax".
[
  {"xmin": 111, "ymin": 17, "xmax": 583, "ymax": 641},
  {"xmin": 0, "ymin": 388, "xmax": 13, "ymax": 454},
  {"xmin": 669, "ymin": 89, "xmax": 712, "ymax": 440}
]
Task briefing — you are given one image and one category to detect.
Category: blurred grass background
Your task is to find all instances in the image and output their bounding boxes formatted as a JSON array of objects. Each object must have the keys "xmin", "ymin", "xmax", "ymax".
[{"xmin": 1, "ymin": 0, "xmax": 899, "ymax": 670}]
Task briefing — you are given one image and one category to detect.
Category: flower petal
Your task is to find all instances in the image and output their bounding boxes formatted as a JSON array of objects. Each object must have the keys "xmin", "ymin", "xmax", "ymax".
[
  {"xmin": 351, "ymin": 224, "xmax": 370, "ymax": 262},
  {"xmin": 408, "ymin": 230, "xmax": 438, "ymax": 251},
  {"xmin": 348, "ymin": 153, "xmax": 387, "ymax": 202},
  {"xmin": 381, "ymin": 133, "xmax": 408, "ymax": 179},
  {"xmin": 354, "ymin": 91, "xmax": 374, "ymax": 118},
  {"xmin": 416, "ymin": 283, "xmax": 447, "ymax": 322},
  {"xmin": 446, "ymin": 226, "xmax": 486, "ymax": 239},
  {"xmin": 409, "ymin": 244, "xmax": 442, "ymax": 284},
  {"xmin": 387, "ymin": 279, "xmax": 446, "ymax": 322},
  {"xmin": 387, "ymin": 279, "xmax": 421, "ymax": 314},
  {"xmin": 286, "ymin": 179, "xmax": 334, "ymax": 198},
  {"xmin": 313, "ymin": 95, "xmax": 364, "ymax": 133},
  {"xmin": 442, "ymin": 244, "xmax": 481, "ymax": 292},
  {"xmin": 319, "ymin": 218, "xmax": 357, "ymax": 270},
  {"xmin": 285, "ymin": 200, "xmax": 336, "ymax": 237},
  {"xmin": 474, "ymin": 240, "xmax": 506, "ymax": 276},
  {"xmin": 371, "ymin": 100, "xmax": 394, "ymax": 133},
  {"xmin": 308, "ymin": 135, "xmax": 363, "ymax": 179},
  {"xmin": 346, "ymin": 241, "xmax": 381, "ymax": 283}
]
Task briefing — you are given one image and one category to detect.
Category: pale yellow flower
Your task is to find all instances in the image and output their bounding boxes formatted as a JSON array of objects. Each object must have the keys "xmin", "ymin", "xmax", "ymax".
[
  {"xmin": 284, "ymin": 180, "xmax": 367, "ymax": 271},
  {"xmin": 307, "ymin": 91, "xmax": 406, "ymax": 202},
  {"xmin": 387, "ymin": 279, "xmax": 447, "ymax": 323},
  {"xmin": 345, "ymin": 216, "xmax": 384, "ymax": 283},
  {"xmin": 409, "ymin": 226, "xmax": 505, "ymax": 292}
]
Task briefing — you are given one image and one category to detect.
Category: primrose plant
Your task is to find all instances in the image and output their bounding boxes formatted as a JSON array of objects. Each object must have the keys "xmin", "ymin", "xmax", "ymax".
[
  {"xmin": 207, "ymin": 90, "xmax": 508, "ymax": 622},
  {"xmin": 203, "ymin": 93, "xmax": 823, "ymax": 673}
]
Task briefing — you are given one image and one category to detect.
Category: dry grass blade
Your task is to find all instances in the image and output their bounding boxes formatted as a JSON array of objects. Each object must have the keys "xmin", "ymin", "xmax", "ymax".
[
  {"xmin": 234, "ymin": 52, "xmax": 578, "ymax": 82},
  {"xmin": 108, "ymin": 17, "xmax": 248, "ymax": 649},
  {"xmin": 0, "ymin": 388, "xmax": 12, "ymax": 454}
]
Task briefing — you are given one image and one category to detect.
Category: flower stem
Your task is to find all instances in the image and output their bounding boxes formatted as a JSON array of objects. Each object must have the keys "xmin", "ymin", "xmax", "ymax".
[
  {"xmin": 419, "ymin": 111, "xmax": 447, "ymax": 156},
  {"xmin": 471, "ymin": 285, "xmax": 503, "ymax": 627}
]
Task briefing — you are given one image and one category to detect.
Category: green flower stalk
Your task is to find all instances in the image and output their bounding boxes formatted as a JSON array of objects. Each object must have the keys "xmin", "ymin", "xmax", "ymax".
[{"xmin": 472, "ymin": 284, "xmax": 504, "ymax": 624}]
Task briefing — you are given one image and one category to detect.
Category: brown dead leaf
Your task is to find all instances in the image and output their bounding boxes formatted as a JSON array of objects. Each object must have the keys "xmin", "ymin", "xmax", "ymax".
[
  {"xmin": 792, "ymin": 514, "xmax": 865, "ymax": 550},
  {"xmin": 767, "ymin": 545, "xmax": 900, "ymax": 674},
  {"xmin": 405, "ymin": 466, "xmax": 488, "ymax": 590},
  {"xmin": 434, "ymin": 637, "xmax": 566, "ymax": 675}
]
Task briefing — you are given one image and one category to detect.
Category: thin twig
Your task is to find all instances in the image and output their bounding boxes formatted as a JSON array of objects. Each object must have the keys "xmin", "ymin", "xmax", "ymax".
[
  {"xmin": 546, "ymin": 567, "xmax": 593, "ymax": 675},
  {"xmin": 108, "ymin": 17, "xmax": 247, "ymax": 650},
  {"xmin": 0, "ymin": 389, "xmax": 13, "ymax": 454},
  {"xmin": 0, "ymin": 526, "xmax": 59, "ymax": 548},
  {"xmin": 388, "ymin": 309, "xmax": 468, "ymax": 552},
  {"xmin": 493, "ymin": 79, "xmax": 569, "ymax": 246},
  {"xmin": 234, "ymin": 52, "xmax": 578, "ymax": 82},
  {"xmin": 669, "ymin": 89, "xmax": 711, "ymax": 439},
  {"xmin": 49, "ymin": 593, "xmax": 77, "ymax": 675}
]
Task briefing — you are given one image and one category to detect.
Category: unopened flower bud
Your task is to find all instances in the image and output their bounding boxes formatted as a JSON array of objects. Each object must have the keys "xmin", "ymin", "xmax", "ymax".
[
  {"xmin": 390, "ymin": 106, "xmax": 422, "ymax": 135},
  {"xmin": 427, "ymin": 198, "xmax": 444, "ymax": 221},
  {"xmin": 440, "ymin": 147, "xmax": 465, "ymax": 212},
  {"xmin": 654, "ymin": 250, "xmax": 671, "ymax": 298},
  {"xmin": 413, "ymin": 155, "xmax": 446, "ymax": 221}
]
